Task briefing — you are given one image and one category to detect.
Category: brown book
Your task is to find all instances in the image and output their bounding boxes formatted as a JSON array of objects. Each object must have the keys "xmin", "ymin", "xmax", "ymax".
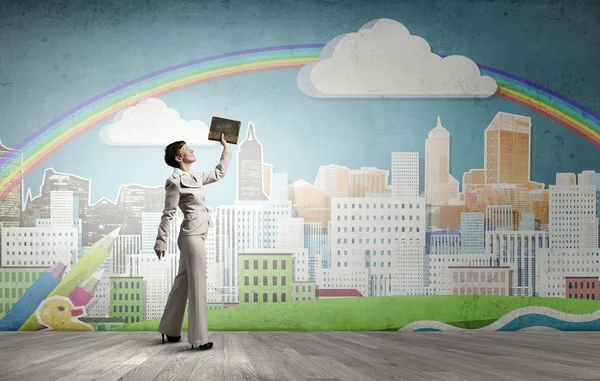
[{"xmin": 208, "ymin": 116, "xmax": 241, "ymax": 144}]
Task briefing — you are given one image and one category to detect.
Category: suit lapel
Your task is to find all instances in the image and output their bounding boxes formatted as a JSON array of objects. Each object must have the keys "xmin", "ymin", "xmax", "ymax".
[{"xmin": 179, "ymin": 173, "xmax": 200, "ymax": 188}]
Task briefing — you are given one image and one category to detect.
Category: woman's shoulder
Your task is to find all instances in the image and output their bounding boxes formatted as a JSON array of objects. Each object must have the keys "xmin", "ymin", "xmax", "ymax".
[{"xmin": 164, "ymin": 174, "xmax": 180, "ymax": 187}]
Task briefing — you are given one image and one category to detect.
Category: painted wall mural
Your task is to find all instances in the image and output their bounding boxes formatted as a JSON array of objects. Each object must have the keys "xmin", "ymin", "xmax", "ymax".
[{"xmin": 1, "ymin": 0, "xmax": 600, "ymax": 333}]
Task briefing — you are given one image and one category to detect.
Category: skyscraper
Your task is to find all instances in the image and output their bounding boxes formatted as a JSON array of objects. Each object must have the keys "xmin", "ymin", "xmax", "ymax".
[
  {"xmin": 237, "ymin": 122, "xmax": 268, "ymax": 201},
  {"xmin": 391, "ymin": 152, "xmax": 419, "ymax": 197},
  {"xmin": 349, "ymin": 167, "xmax": 389, "ymax": 197},
  {"xmin": 424, "ymin": 117, "xmax": 459, "ymax": 206},
  {"xmin": 484, "ymin": 112, "xmax": 531, "ymax": 186},
  {"xmin": 0, "ymin": 140, "xmax": 23, "ymax": 229},
  {"xmin": 314, "ymin": 164, "xmax": 350, "ymax": 198}
]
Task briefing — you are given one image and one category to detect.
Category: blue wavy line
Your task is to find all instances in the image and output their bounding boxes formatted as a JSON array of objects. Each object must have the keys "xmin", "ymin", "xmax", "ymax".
[{"xmin": 497, "ymin": 315, "xmax": 600, "ymax": 332}]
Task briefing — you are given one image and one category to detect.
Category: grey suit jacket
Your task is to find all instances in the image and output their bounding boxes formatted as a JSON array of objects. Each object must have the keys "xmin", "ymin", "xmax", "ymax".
[{"xmin": 154, "ymin": 148, "xmax": 232, "ymax": 252}]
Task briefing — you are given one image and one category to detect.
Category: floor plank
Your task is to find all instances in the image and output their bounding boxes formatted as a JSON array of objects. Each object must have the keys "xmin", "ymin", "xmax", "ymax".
[{"xmin": 0, "ymin": 331, "xmax": 598, "ymax": 381}]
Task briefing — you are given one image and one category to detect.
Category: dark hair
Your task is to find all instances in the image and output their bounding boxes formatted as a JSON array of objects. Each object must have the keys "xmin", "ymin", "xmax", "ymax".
[{"xmin": 164, "ymin": 141, "xmax": 186, "ymax": 168}]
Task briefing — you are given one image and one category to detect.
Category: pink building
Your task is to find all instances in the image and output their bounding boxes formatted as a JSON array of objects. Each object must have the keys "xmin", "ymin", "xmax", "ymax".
[
  {"xmin": 566, "ymin": 277, "xmax": 598, "ymax": 300},
  {"xmin": 316, "ymin": 289, "xmax": 363, "ymax": 299}
]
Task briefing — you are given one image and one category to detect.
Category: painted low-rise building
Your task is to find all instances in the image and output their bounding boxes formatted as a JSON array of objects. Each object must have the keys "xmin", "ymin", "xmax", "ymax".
[
  {"xmin": 565, "ymin": 276, "xmax": 598, "ymax": 300},
  {"xmin": 316, "ymin": 288, "xmax": 363, "ymax": 299},
  {"xmin": 291, "ymin": 281, "xmax": 316, "ymax": 301},
  {"xmin": 238, "ymin": 250, "xmax": 293, "ymax": 304},
  {"xmin": 448, "ymin": 266, "xmax": 512, "ymax": 296}
]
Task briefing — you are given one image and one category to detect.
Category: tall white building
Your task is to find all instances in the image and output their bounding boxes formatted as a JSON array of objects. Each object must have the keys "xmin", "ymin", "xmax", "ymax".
[
  {"xmin": 549, "ymin": 179, "xmax": 598, "ymax": 249},
  {"xmin": 391, "ymin": 152, "xmax": 419, "ymax": 197},
  {"xmin": 1, "ymin": 227, "xmax": 79, "ymax": 273},
  {"xmin": 537, "ymin": 248, "xmax": 600, "ymax": 297},
  {"xmin": 425, "ymin": 117, "xmax": 459, "ymax": 206},
  {"xmin": 460, "ymin": 212, "xmax": 485, "ymax": 254},
  {"xmin": 327, "ymin": 195, "xmax": 426, "ymax": 296},
  {"xmin": 367, "ymin": 244, "xmax": 425, "ymax": 296},
  {"xmin": 304, "ymin": 221, "xmax": 330, "ymax": 275},
  {"xmin": 485, "ymin": 231, "xmax": 549, "ymax": 296},
  {"xmin": 111, "ymin": 234, "xmax": 141, "ymax": 275},
  {"xmin": 537, "ymin": 173, "xmax": 600, "ymax": 297},
  {"xmin": 215, "ymin": 206, "xmax": 237, "ymax": 302},
  {"xmin": 50, "ymin": 191, "xmax": 74, "ymax": 227},
  {"xmin": 214, "ymin": 200, "xmax": 292, "ymax": 303},
  {"xmin": 236, "ymin": 200, "xmax": 292, "ymax": 249},
  {"xmin": 428, "ymin": 234, "xmax": 460, "ymax": 255},
  {"xmin": 277, "ymin": 218, "xmax": 304, "ymax": 249},
  {"xmin": 86, "ymin": 249, "xmax": 112, "ymax": 317},
  {"xmin": 130, "ymin": 253, "xmax": 170, "ymax": 320},
  {"xmin": 141, "ymin": 212, "xmax": 161, "ymax": 252},
  {"xmin": 270, "ymin": 173, "xmax": 289, "ymax": 201},
  {"xmin": 237, "ymin": 122, "xmax": 269, "ymax": 201},
  {"xmin": 204, "ymin": 212, "xmax": 224, "ymax": 302},
  {"xmin": 290, "ymin": 248, "xmax": 314, "ymax": 282}
]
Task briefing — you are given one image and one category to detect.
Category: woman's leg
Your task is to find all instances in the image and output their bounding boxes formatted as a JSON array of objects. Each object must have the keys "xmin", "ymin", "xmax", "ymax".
[
  {"xmin": 158, "ymin": 247, "xmax": 188, "ymax": 337},
  {"xmin": 179, "ymin": 234, "xmax": 209, "ymax": 345}
]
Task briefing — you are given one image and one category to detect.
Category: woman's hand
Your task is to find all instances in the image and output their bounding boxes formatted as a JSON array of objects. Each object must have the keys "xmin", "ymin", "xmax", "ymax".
[
  {"xmin": 155, "ymin": 248, "xmax": 165, "ymax": 260},
  {"xmin": 220, "ymin": 133, "xmax": 230, "ymax": 151}
]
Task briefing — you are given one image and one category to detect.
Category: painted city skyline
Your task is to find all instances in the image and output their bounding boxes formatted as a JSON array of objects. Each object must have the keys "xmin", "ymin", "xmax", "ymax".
[
  {"xmin": 1, "ymin": 12, "xmax": 600, "ymax": 329},
  {"xmin": 2, "ymin": 105, "xmax": 600, "ymax": 324}
]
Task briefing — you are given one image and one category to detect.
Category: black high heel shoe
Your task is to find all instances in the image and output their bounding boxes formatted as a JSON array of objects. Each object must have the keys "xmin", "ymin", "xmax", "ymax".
[
  {"xmin": 161, "ymin": 333, "xmax": 181, "ymax": 344},
  {"xmin": 191, "ymin": 342, "xmax": 213, "ymax": 350}
]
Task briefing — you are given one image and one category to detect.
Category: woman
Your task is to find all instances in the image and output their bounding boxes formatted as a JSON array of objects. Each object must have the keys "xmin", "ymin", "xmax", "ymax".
[{"xmin": 154, "ymin": 133, "xmax": 231, "ymax": 350}]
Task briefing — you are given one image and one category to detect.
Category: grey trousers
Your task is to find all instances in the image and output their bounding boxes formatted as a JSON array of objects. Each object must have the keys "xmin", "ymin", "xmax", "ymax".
[{"xmin": 158, "ymin": 233, "xmax": 209, "ymax": 345}]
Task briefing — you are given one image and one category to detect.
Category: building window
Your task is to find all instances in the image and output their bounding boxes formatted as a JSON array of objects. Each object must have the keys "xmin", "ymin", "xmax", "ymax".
[
  {"xmin": 273, "ymin": 260, "xmax": 278, "ymax": 270},
  {"xmin": 244, "ymin": 260, "xmax": 249, "ymax": 270},
  {"xmin": 282, "ymin": 276, "xmax": 287, "ymax": 286},
  {"xmin": 263, "ymin": 260, "xmax": 268, "ymax": 269},
  {"xmin": 282, "ymin": 293, "xmax": 287, "ymax": 302},
  {"xmin": 263, "ymin": 276, "xmax": 268, "ymax": 286},
  {"xmin": 244, "ymin": 293, "xmax": 249, "ymax": 302},
  {"xmin": 254, "ymin": 260, "xmax": 258, "ymax": 270},
  {"xmin": 254, "ymin": 276, "xmax": 258, "ymax": 286},
  {"xmin": 569, "ymin": 282, "xmax": 572, "ymax": 289},
  {"xmin": 244, "ymin": 276, "xmax": 249, "ymax": 286},
  {"xmin": 273, "ymin": 293, "xmax": 278, "ymax": 302},
  {"xmin": 272, "ymin": 277, "xmax": 277, "ymax": 286},
  {"xmin": 282, "ymin": 260, "xmax": 286, "ymax": 270},
  {"xmin": 254, "ymin": 293, "xmax": 258, "ymax": 302}
]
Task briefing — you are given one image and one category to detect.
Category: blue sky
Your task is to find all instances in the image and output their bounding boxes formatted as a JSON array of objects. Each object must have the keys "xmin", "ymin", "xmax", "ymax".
[{"xmin": 1, "ymin": 0, "xmax": 599, "ymax": 209}]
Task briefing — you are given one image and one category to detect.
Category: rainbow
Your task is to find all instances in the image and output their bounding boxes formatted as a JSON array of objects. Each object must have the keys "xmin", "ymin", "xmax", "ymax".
[{"xmin": 1, "ymin": 44, "xmax": 600, "ymax": 201}]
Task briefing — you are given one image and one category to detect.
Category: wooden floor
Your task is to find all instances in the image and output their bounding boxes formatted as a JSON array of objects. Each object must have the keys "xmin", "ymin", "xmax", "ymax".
[{"xmin": 0, "ymin": 331, "xmax": 599, "ymax": 381}]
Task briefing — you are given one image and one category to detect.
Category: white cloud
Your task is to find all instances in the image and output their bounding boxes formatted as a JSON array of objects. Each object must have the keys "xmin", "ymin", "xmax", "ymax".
[
  {"xmin": 297, "ymin": 18, "xmax": 497, "ymax": 98},
  {"xmin": 99, "ymin": 98, "xmax": 219, "ymax": 146}
]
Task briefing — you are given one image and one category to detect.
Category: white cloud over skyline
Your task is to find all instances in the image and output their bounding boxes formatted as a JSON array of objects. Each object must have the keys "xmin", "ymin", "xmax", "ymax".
[
  {"xmin": 297, "ymin": 18, "xmax": 497, "ymax": 98},
  {"xmin": 99, "ymin": 98, "xmax": 219, "ymax": 147}
]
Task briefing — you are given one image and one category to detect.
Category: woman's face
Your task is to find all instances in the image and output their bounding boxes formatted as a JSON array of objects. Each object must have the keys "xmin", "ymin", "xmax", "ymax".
[{"xmin": 177, "ymin": 144, "xmax": 196, "ymax": 166}]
